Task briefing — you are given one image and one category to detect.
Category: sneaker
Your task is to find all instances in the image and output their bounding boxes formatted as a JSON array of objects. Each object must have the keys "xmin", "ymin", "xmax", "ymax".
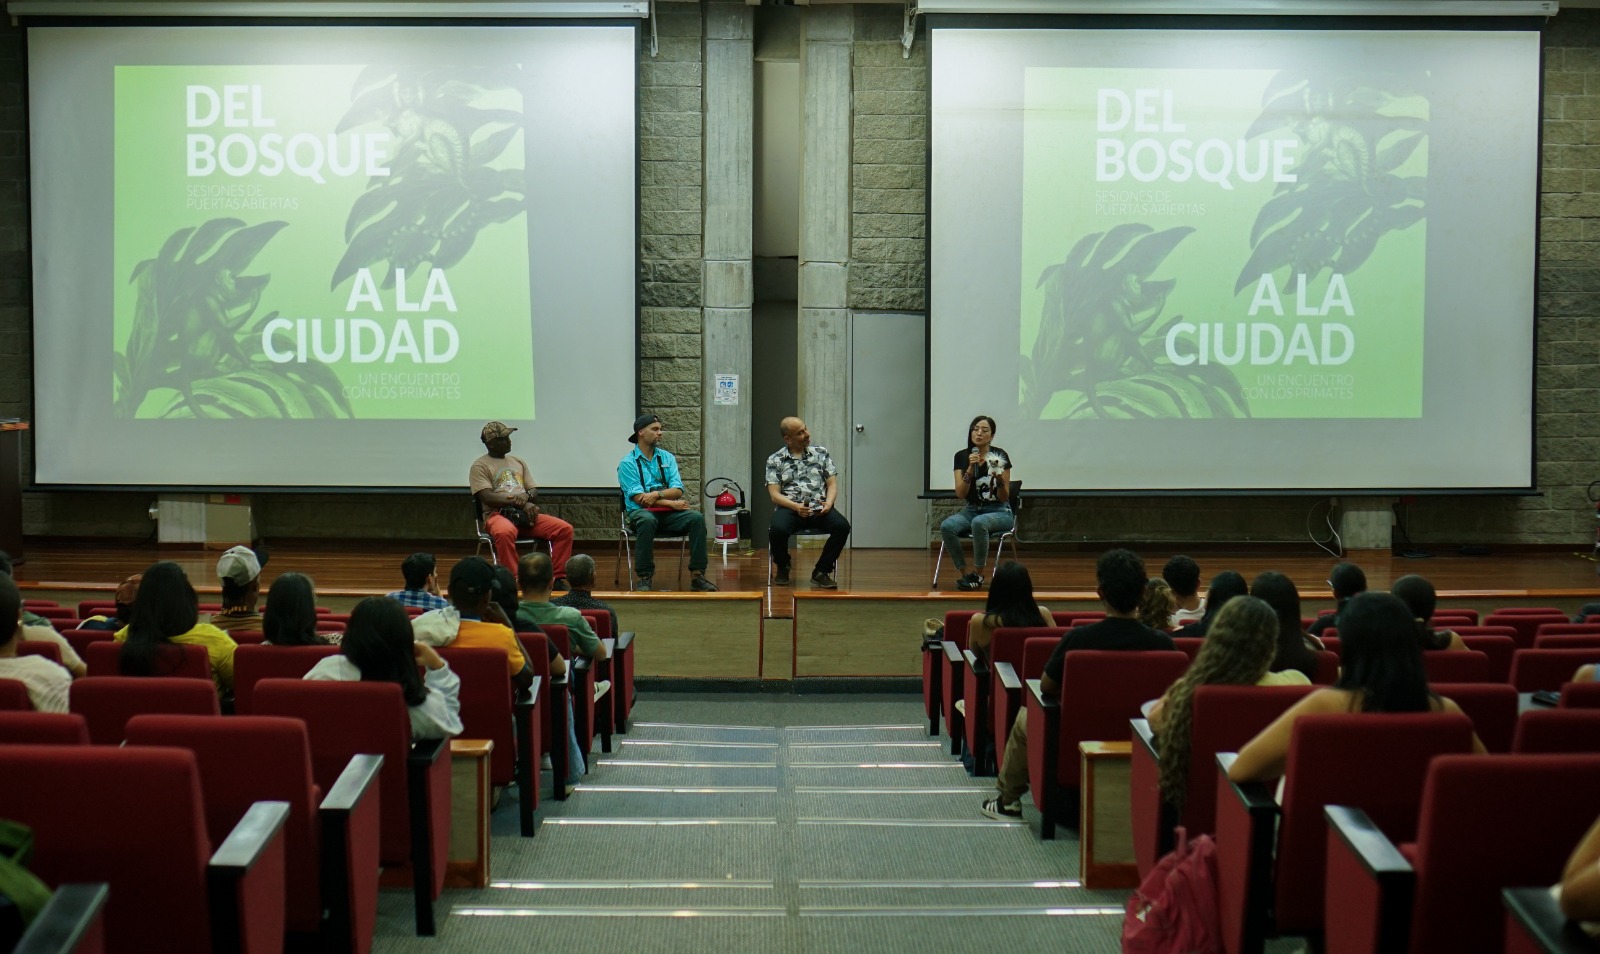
[
  {"xmin": 773, "ymin": 566, "xmax": 792, "ymax": 586},
  {"xmin": 954, "ymin": 699, "xmax": 966, "ymax": 717},
  {"xmin": 636, "ymin": 576, "xmax": 653, "ymax": 592},
  {"xmin": 541, "ymin": 753, "xmax": 553, "ymax": 770},
  {"xmin": 593, "ymin": 679, "xmax": 611, "ymax": 702},
  {"xmin": 690, "ymin": 574, "xmax": 719, "ymax": 592},
  {"xmin": 810, "ymin": 569, "xmax": 838, "ymax": 589},
  {"xmin": 956, "ymin": 572, "xmax": 983, "ymax": 592},
  {"xmin": 980, "ymin": 797, "xmax": 1022, "ymax": 820}
]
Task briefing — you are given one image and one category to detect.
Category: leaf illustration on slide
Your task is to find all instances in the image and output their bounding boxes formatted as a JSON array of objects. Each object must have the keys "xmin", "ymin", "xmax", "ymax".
[
  {"xmin": 332, "ymin": 66, "xmax": 527, "ymax": 290},
  {"xmin": 1235, "ymin": 70, "xmax": 1429, "ymax": 294},
  {"xmin": 1022, "ymin": 224, "xmax": 1245, "ymax": 420},
  {"xmin": 115, "ymin": 219, "xmax": 354, "ymax": 420}
]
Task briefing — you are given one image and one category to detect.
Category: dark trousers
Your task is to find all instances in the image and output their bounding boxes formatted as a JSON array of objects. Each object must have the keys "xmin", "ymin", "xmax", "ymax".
[
  {"xmin": 627, "ymin": 508, "xmax": 708, "ymax": 576},
  {"xmin": 769, "ymin": 508, "xmax": 851, "ymax": 574}
]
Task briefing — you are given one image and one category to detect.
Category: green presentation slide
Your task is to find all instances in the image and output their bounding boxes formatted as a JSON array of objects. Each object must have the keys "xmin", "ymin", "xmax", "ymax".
[
  {"xmin": 112, "ymin": 64, "xmax": 534, "ymax": 420},
  {"xmin": 1018, "ymin": 66, "xmax": 1428, "ymax": 421}
]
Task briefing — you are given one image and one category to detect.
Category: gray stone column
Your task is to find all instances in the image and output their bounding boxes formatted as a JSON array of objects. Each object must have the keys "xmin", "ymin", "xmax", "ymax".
[
  {"xmin": 702, "ymin": 2, "xmax": 755, "ymax": 534},
  {"xmin": 798, "ymin": 6, "xmax": 853, "ymax": 510}
]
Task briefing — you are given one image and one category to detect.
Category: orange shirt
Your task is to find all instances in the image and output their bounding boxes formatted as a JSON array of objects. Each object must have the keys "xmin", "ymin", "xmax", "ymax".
[{"xmin": 453, "ymin": 618, "xmax": 527, "ymax": 675}]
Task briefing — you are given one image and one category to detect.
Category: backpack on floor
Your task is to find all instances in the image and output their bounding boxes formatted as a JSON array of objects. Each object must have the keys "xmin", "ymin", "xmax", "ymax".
[{"xmin": 1122, "ymin": 826, "xmax": 1222, "ymax": 954}]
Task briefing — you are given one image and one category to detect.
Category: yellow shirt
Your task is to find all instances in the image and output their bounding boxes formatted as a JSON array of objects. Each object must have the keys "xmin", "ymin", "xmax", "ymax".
[
  {"xmin": 454, "ymin": 619, "xmax": 528, "ymax": 675},
  {"xmin": 114, "ymin": 622, "xmax": 238, "ymax": 692}
]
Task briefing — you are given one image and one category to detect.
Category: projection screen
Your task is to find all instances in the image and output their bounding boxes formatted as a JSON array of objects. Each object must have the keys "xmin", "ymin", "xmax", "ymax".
[
  {"xmin": 928, "ymin": 23, "xmax": 1541, "ymax": 493},
  {"xmin": 29, "ymin": 24, "xmax": 638, "ymax": 489}
]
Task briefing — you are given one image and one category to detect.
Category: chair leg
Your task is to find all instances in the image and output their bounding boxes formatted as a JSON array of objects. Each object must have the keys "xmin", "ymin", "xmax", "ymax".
[
  {"xmin": 676, "ymin": 536, "xmax": 687, "ymax": 589},
  {"xmin": 932, "ymin": 541, "xmax": 946, "ymax": 588}
]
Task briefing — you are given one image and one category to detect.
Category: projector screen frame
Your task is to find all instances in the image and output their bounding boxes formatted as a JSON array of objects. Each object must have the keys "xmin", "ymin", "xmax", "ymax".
[
  {"xmin": 923, "ymin": 12, "xmax": 1545, "ymax": 498},
  {"xmin": 22, "ymin": 16, "xmax": 645, "ymax": 494}
]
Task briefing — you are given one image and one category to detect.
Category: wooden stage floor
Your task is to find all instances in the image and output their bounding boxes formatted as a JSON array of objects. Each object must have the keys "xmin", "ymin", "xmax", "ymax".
[{"xmin": 10, "ymin": 539, "xmax": 1600, "ymax": 619}]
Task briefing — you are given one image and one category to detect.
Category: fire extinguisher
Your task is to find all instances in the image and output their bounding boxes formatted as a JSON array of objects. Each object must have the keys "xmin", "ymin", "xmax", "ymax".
[{"xmin": 706, "ymin": 478, "xmax": 745, "ymax": 544}]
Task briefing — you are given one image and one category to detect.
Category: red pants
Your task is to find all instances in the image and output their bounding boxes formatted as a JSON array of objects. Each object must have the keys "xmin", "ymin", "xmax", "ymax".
[{"xmin": 484, "ymin": 512, "xmax": 574, "ymax": 581}]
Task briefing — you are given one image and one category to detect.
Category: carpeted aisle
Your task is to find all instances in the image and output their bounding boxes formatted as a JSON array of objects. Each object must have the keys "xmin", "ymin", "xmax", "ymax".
[{"xmin": 368, "ymin": 693, "xmax": 1139, "ymax": 953}]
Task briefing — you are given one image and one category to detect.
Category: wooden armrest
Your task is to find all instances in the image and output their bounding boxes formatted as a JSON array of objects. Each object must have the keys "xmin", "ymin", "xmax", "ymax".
[
  {"xmin": 994, "ymin": 661, "xmax": 1022, "ymax": 693},
  {"xmin": 616, "ymin": 631, "xmax": 634, "ymax": 651},
  {"xmin": 1504, "ymin": 887, "xmax": 1600, "ymax": 954},
  {"xmin": 209, "ymin": 800, "xmax": 290, "ymax": 872},
  {"xmin": 942, "ymin": 641, "xmax": 963, "ymax": 665},
  {"xmin": 1026, "ymin": 678, "xmax": 1058, "ymax": 710},
  {"xmin": 1132, "ymin": 717, "xmax": 1156, "ymax": 757},
  {"xmin": 321, "ymin": 754, "xmax": 383, "ymax": 815},
  {"xmin": 1325, "ymin": 805, "xmax": 1412, "ymax": 878},
  {"xmin": 13, "ymin": 883, "xmax": 108, "ymax": 954}
]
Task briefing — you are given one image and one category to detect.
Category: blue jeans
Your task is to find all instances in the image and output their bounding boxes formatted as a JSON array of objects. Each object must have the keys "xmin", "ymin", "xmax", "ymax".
[
  {"xmin": 565, "ymin": 694, "xmax": 586, "ymax": 783},
  {"xmin": 940, "ymin": 504, "xmax": 1014, "ymax": 570}
]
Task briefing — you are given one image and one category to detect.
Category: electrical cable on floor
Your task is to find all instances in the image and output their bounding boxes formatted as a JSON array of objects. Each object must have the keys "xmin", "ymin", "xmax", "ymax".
[
  {"xmin": 1306, "ymin": 497, "xmax": 1343, "ymax": 559},
  {"xmin": 1391, "ymin": 500, "xmax": 1434, "ymax": 559}
]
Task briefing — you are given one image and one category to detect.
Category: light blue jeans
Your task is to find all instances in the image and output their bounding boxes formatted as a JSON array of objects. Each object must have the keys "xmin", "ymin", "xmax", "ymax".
[
  {"xmin": 940, "ymin": 504, "xmax": 1014, "ymax": 571},
  {"xmin": 565, "ymin": 694, "xmax": 586, "ymax": 783}
]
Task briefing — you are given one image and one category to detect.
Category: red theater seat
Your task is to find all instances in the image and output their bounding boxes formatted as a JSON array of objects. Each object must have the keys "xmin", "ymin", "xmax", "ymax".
[
  {"xmin": 1512, "ymin": 708, "xmax": 1600, "ymax": 754},
  {"xmin": 0, "ymin": 678, "xmax": 29, "ymax": 711},
  {"xmin": 517, "ymin": 630, "xmax": 569, "ymax": 805},
  {"xmin": 0, "ymin": 710, "xmax": 90, "ymax": 744},
  {"xmin": 232, "ymin": 644, "xmax": 340, "ymax": 714},
  {"xmin": 1420, "ymin": 650, "xmax": 1491, "ymax": 684},
  {"xmin": 67, "ymin": 676, "xmax": 220, "ymax": 745},
  {"xmin": 81, "ymin": 641, "xmax": 210, "ymax": 681},
  {"xmin": 1485, "ymin": 612, "xmax": 1569, "ymax": 649},
  {"xmin": 929, "ymin": 610, "xmax": 977, "ymax": 751},
  {"xmin": 17, "ymin": 641, "xmax": 62, "ymax": 665},
  {"xmin": 438, "ymin": 645, "xmax": 540, "ymax": 836},
  {"xmin": 579, "ymin": 608, "xmax": 634, "ymax": 735},
  {"xmin": 1459, "ymin": 635, "xmax": 1517, "ymax": 683},
  {"xmin": 1511, "ymin": 649, "xmax": 1600, "ymax": 692},
  {"xmin": 1562, "ymin": 681, "xmax": 1600, "ymax": 708},
  {"xmin": 1431, "ymin": 682, "xmax": 1519, "ymax": 753},
  {"xmin": 963, "ymin": 626, "xmax": 1065, "ymax": 776}
]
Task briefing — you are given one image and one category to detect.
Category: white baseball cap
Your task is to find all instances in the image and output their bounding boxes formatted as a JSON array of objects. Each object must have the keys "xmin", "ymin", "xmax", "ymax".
[{"xmin": 216, "ymin": 546, "xmax": 262, "ymax": 586}]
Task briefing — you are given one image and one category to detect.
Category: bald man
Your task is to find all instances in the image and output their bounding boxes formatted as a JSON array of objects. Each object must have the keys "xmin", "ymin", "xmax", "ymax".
[{"xmin": 765, "ymin": 416, "xmax": 850, "ymax": 588}]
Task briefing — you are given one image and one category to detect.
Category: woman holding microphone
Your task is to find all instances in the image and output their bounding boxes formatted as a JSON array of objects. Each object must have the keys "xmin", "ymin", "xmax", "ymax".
[{"xmin": 940, "ymin": 415, "xmax": 1013, "ymax": 591}]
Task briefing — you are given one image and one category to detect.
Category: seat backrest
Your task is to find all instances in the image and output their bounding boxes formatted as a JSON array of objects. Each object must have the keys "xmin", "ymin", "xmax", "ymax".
[
  {"xmin": 1561, "ymin": 680, "xmax": 1600, "ymax": 708},
  {"xmin": 1432, "ymin": 607, "xmax": 1479, "ymax": 624},
  {"xmin": 83, "ymin": 641, "xmax": 211, "ymax": 681},
  {"xmin": 439, "ymin": 646, "xmax": 517, "ymax": 787},
  {"xmin": 1058, "ymin": 651, "xmax": 1190, "ymax": 781},
  {"xmin": 516, "ymin": 631, "xmax": 556, "ymax": 751},
  {"xmin": 233, "ymin": 644, "xmax": 341, "ymax": 714},
  {"xmin": 1171, "ymin": 637, "xmax": 1203, "ymax": 662},
  {"xmin": 68, "ymin": 676, "xmax": 222, "ymax": 745},
  {"xmin": 1484, "ymin": 612, "xmax": 1567, "ymax": 649},
  {"xmin": 17, "ymin": 641, "xmax": 62, "ymax": 664},
  {"xmin": 61, "ymin": 628, "xmax": 117, "ymax": 657},
  {"xmin": 1310, "ymin": 650, "xmax": 1340, "ymax": 685},
  {"xmin": 253, "ymin": 679, "xmax": 414, "ymax": 866},
  {"xmin": 1408, "ymin": 754, "xmax": 1600, "ymax": 953},
  {"xmin": 124, "ymin": 714, "xmax": 322, "ymax": 933},
  {"xmin": 1319, "ymin": 636, "xmax": 1341, "ymax": 657},
  {"xmin": 579, "ymin": 609, "xmax": 612, "ymax": 641},
  {"xmin": 1510, "ymin": 648, "xmax": 1599, "ymax": 692},
  {"xmin": 1181, "ymin": 685, "xmax": 1316, "ymax": 833},
  {"xmin": 1512, "ymin": 708, "xmax": 1600, "ymax": 753},
  {"xmin": 0, "ymin": 744, "xmax": 214, "ymax": 953},
  {"xmin": 0, "ymin": 678, "xmax": 28, "ymax": 711},
  {"xmin": 1536, "ymin": 622, "xmax": 1600, "ymax": 639},
  {"xmin": 1432, "ymin": 682, "xmax": 1520, "ymax": 753},
  {"xmin": 1273, "ymin": 712, "xmax": 1475, "ymax": 933},
  {"xmin": 1533, "ymin": 633, "xmax": 1600, "ymax": 650},
  {"xmin": 989, "ymin": 627, "xmax": 1067, "ymax": 673},
  {"xmin": 1021, "ymin": 637, "xmax": 1056, "ymax": 680},
  {"xmin": 1055, "ymin": 611, "xmax": 1106, "ymax": 627},
  {"xmin": 0, "ymin": 711, "xmax": 90, "ymax": 744},
  {"xmin": 1420, "ymin": 650, "xmax": 1491, "ymax": 684},
  {"xmin": 1458, "ymin": 635, "xmax": 1517, "ymax": 682},
  {"xmin": 77, "ymin": 600, "xmax": 117, "ymax": 619},
  {"xmin": 942, "ymin": 610, "xmax": 979, "ymax": 650}
]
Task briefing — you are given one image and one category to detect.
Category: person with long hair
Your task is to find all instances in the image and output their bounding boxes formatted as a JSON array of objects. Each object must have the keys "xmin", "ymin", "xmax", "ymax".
[
  {"xmin": 1145, "ymin": 596, "xmax": 1309, "ymax": 811},
  {"xmin": 968, "ymin": 561, "xmax": 1055, "ymax": 664},
  {"xmin": 1228, "ymin": 591, "xmax": 1484, "ymax": 783},
  {"xmin": 304, "ymin": 596, "xmax": 462, "ymax": 739},
  {"xmin": 114, "ymin": 561, "xmax": 237, "ymax": 692},
  {"xmin": 940, "ymin": 415, "xmax": 1014, "ymax": 592},
  {"xmin": 1250, "ymin": 571, "xmax": 1323, "ymax": 681},
  {"xmin": 1390, "ymin": 574, "xmax": 1467, "ymax": 651},
  {"xmin": 1138, "ymin": 579, "xmax": 1178, "ymax": 632},
  {"xmin": 263, "ymin": 572, "xmax": 333, "ymax": 646},
  {"xmin": 1173, "ymin": 571, "xmax": 1248, "ymax": 638}
]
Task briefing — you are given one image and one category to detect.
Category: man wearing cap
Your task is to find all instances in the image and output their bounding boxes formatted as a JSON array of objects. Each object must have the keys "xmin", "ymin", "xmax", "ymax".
[
  {"xmin": 471, "ymin": 421, "xmax": 575, "ymax": 586},
  {"xmin": 78, "ymin": 574, "xmax": 143, "ymax": 633},
  {"xmin": 211, "ymin": 545, "xmax": 266, "ymax": 634},
  {"xmin": 618, "ymin": 414, "xmax": 716, "ymax": 592},
  {"xmin": 447, "ymin": 556, "xmax": 534, "ymax": 692}
]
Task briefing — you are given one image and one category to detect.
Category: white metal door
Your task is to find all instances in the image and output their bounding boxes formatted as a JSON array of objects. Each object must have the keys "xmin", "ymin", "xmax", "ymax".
[{"xmin": 849, "ymin": 311, "xmax": 927, "ymax": 548}]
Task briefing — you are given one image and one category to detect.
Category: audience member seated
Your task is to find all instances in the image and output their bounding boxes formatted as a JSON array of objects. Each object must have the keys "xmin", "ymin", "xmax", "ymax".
[
  {"xmin": 1560, "ymin": 813, "xmax": 1600, "ymax": 926},
  {"xmin": 493, "ymin": 564, "xmax": 584, "ymax": 785},
  {"xmin": 76, "ymin": 573, "xmax": 141, "ymax": 633},
  {"xmin": 982, "ymin": 548, "xmax": 1173, "ymax": 820},
  {"xmin": 1227, "ymin": 591, "xmax": 1486, "ymax": 785},
  {"xmin": 1173, "ymin": 571, "xmax": 1247, "ymax": 638},
  {"xmin": 210, "ymin": 544, "xmax": 268, "ymax": 633},
  {"xmin": 263, "ymin": 572, "xmax": 336, "ymax": 646},
  {"xmin": 1163, "ymin": 555, "xmax": 1205, "ymax": 628},
  {"xmin": 305, "ymin": 596, "xmax": 463, "ymax": 739},
  {"xmin": 551, "ymin": 554, "xmax": 619, "ymax": 638},
  {"xmin": 387, "ymin": 552, "xmax": 449, "ymax": 612},
  {"xmin": 0, "ymin": 572, "xmax": 70, "ymax": 712},
  {"xmin": 967, "ymin": 561, "xmax": 1055, "ymax": 666},
  {"xmin": 517, "ymin": 553, "xmax": 607, "ymax": 667},
  {"xmin": 1576, "ymin": 662, "xmax": 1598, "ymax": 683},
  {"xmin": 447, "ymin": 556, "xmax": 534, "ymax": 693},
  {"xmin": 1391, "ymin": 573, "xmax": 1467, "ymax": 652},
  {"xmin": 1307, "ymin": 561, "xmax": 1366, "ymax": 638},
  {"xmin": 1251, "ymin": 571, "xmax": 1323, "ymax": 682},
  {"xmin": 1138, "ymin": 578, "xmax": 1177, "ymax": 632},
  {"xmin": 114, "ymin": 561, "xmax": 238, "ymax": 693},
  {"xmin": 0, "ymin": 550, "xmax": 87, "ymax": 678}
]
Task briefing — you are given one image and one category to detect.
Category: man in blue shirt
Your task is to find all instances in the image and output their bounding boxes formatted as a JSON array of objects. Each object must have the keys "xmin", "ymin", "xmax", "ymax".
[
  {"xmin": 618, "ymin": 414, "xmax": 716, "ymax": 592},
  {"xmin": 386, "ymin": 552, "xmax": 449, "ymax": 611}
]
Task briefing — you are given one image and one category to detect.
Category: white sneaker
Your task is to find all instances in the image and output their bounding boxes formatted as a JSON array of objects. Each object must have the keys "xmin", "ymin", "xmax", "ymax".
[
  {"xmin": 593, "ymin": 679, "xmax": 611, "ymax": 702},
  {"xmin": 954, "ymin": 699, "xmax": 966, "ymax": 717},
  {"xmin": 541, "ymin": 753, "xmax": 553, "ymax": 770}
]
